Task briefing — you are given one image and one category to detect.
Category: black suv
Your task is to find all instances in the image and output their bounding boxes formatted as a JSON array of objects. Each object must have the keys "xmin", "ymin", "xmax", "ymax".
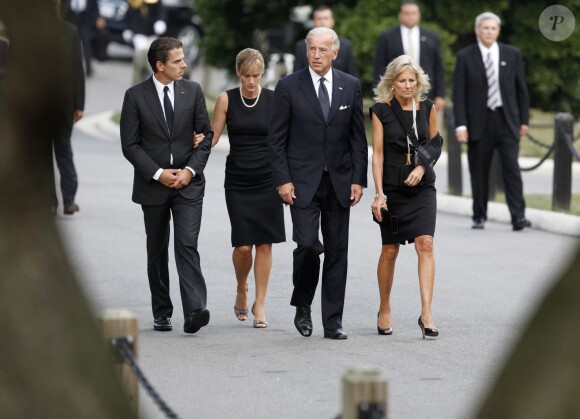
[{"xmin": 97, "ymin": 0, "xmax": 202, "ymax": 65}]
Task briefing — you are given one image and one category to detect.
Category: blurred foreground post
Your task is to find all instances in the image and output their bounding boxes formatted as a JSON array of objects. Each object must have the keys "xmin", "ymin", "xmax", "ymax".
[
  {"xmin": 342, "ymin": 368, "xmax": 387, "ymax": 419},
  {"xmin": 552, "ymin": 113, "xmax": 574, "ymax": 211}
]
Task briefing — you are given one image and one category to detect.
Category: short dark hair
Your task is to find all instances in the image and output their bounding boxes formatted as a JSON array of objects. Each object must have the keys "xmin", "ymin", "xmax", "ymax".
[
  {"xmin": 147, "ymin": 37, "xmax": 183, "ymax": 73},
  {"xmin": 311, "ymin": 5, "xmax": 332, "ymax": 19},
  {"xmin": 400, "ymin": 0, "xmax": 419, "ymax": 11}
]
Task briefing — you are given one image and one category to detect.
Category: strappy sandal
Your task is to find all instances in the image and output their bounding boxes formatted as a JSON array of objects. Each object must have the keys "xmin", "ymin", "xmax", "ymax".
[
  {"xmin": 234, "ymin": 306, "xmax": 248, "ymax": 321},
  {"xmin": 251, "ymin": 303, "xmax": 268, "ymax": 329}
]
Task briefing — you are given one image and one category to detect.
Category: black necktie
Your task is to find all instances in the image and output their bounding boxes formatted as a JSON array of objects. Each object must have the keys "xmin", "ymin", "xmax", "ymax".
[
  {"xmin": 163, "ymin": 86, "xmax": 174, "ymax": 136},
  {"xmin": 318, "ymin": 77, "xmax": 330, "ymax": 121}
]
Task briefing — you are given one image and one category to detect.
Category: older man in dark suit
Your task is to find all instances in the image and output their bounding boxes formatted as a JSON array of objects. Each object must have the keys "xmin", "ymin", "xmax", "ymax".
[
  {"xmin": 269, "ymin": 27, "xmax": 367, "ymax": 340},
  {"xmin": 453, "ymin": 12, "xmax": 531, "ymax": 231},
  {"xmin": 293, "ymin": 5, "xmax": 359, "ymax": 77},
  {"xmin": 120, "ymin": 37, "xmax": 213, "ymax": 333},
  {"xmin": 373, "ymin": 1, "xmax": 445, "ymax": 111}
]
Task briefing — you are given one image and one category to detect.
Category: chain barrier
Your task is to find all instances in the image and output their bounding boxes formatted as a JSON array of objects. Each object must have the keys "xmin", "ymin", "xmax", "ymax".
[
  {"xmin": 111, "ymin": 337, "xmax": 180, "ymax": 419},
  {"xmin": 563, "ymin": 132, "xmax": 580, "ymax": 161},
  {"xmin": 519, "ymin": 133, "xmax": 554, "ymax": 171}
]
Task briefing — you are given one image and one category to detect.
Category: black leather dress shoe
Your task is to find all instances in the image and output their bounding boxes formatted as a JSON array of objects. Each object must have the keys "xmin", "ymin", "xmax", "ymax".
[
  {"xmin": 153, "ymin": 317, "xmax": 172, "ymax": 331},
  {"xmin": 294, "ymin": 306, "xmax": 313, "ymax": 337},
  {"xmin": 472, "ymin": 218, "xmax": 485, "ymax": 229},
  {"xmin": 324, "ymin": 328, "xmax": 348, "ymax": 340},
  {"xmin": 184, "ymin": 308, "xmax": 210, "ymax": 334},
  {"xmin": 513, "ymin": 218, "xmax": 532, "ymax": 231},
  {"xmin": 64, "ymin": 204, "xmax": 80, "ymax": 215}
]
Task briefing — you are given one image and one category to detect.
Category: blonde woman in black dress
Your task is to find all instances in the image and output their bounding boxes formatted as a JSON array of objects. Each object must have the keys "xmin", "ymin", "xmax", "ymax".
[
  {"xmin": 210, "ymin": 49, "xmax": 285, "ymax": 328},
  {"xmin": 370, "ymin": 55, "xmax": 440, "ymax": 338}
]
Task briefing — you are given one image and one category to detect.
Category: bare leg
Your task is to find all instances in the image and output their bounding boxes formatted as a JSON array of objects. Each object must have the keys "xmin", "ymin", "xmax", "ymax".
[
  {"xmin": 252, "ymin": 243, "xmax": 272, "ymax": 326},
  {"xmin": 377, "ymin": 244, "xmax": 399, "ymax": 329},
  {"xmin": 415, "ymin": 235, "xmax": 436, "ymax": 329},
  {"xmin": 232, "ymin": 245, "xmax": 253, "ymax": 320}
]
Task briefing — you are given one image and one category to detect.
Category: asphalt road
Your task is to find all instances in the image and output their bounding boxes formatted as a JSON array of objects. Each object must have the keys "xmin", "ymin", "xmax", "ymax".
[{"xmin": 55, "ymin": 60, "xmax": 579, "ymax": 419}]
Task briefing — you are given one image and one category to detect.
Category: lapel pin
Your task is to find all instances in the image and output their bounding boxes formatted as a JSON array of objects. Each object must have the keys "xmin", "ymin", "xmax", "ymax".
[
  {"xmin": 339, "ymin": 86, "xmax": 343, "ymax": 90},
  {"xmin": 500, "ymin": 61, "xmax": 507, "ymax": 66}
]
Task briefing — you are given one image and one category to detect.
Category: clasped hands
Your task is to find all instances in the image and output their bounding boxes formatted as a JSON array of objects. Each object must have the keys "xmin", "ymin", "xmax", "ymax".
[
  {"xmin": 159, "ymin": 169, "xmax": 193, "ymax": 189},
  {"xmin": 277, "ymin": 182, "xmax": 363, "ymax": 207}
]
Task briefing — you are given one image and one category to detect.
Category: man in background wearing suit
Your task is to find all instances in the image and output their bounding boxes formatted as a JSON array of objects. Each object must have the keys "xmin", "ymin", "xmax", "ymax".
[
  {"xmin": 120, "ymin": 37, "xmax": 213, "ymax": 333},
  {"xmin": 293, "ymin": 5, "xmax": 359, "ymax": 78},
  {"xmin": 60, "ymin": 0, "xmax": 105, "ymax": 76},
  {"xmin": 51, "ymin": 1, "xmax": 85, "ymax": 216},
  {"xmin": 269, "ymin": 27, "xmax": 367, "ymax": 340},
  {"xmin": 453, "ymin": 12, "xmax": 531, "ymax": 231},
  {"xmin": 373, "ymin": 0, "xmax": 445, "ymax": 111}
]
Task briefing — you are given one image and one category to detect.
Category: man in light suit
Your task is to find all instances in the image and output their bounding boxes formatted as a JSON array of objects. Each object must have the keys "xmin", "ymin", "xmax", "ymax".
[
  {"xmin": 120, "ymin": 37, "xmax": 213, "ymax": 333},
  {"xmin": 269, "ymin": 27, "xmax": 367, "ymax": 340},
  {"xmin": 373, "ymin": 0, "xmax": 445, "ymax": 110},
  {"xmin": 453, "ymin": 12, "xmax": 531, "ymax": 231},
  {"xmin": 293, "ymin": 5, "xmax": 359, "ymax": 77}
]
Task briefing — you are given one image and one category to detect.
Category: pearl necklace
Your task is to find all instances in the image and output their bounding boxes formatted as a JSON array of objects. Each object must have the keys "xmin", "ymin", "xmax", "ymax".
[{"xmin": 239, "ymin": 85, "xmax": 261, "ymax": 108}]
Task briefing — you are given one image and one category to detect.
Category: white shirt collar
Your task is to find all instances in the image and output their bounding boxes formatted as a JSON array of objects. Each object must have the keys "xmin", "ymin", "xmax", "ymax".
[
  {"xmin": 478, "ymin": 41, "xmax": 498, "ymax": 56},
  {"xmin": 308, "ymin": 66, "xmax": 332, "ymax": 85},
  {"xmin": 152, "ymin": 75, "xmax": 174, "ymax": 96}
]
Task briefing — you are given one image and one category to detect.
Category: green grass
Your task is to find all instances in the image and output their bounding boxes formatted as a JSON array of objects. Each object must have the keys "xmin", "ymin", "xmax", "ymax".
[{"xmin": 492, "ymin": 193, "xmax": 580, "ymax": 216}]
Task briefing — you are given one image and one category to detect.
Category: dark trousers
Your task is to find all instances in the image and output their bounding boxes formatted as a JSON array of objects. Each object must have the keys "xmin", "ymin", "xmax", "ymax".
[
  {"xmin": 53, "ymin": 121, "xmax": 78, "ymax": 207},
  {"xmin": 289, "ymin": 172, "xmax": 350, "ymax": 330},
  {"xmin": 142, "ymin": 192, "xmax": 206, "ymax": 318},
  {"xmin": 467, "ymin": 109, "xmax": 526, "ymax": 223}
]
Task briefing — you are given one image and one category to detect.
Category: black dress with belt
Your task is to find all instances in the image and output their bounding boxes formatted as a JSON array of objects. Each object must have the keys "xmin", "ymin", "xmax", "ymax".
[
  {"xmin": 369, "ymin": 100, "xmax": 437, "ymax": 245},
  {"xmin": 224, "ymin": 88, "xmax": 286, "ymax": 247}
]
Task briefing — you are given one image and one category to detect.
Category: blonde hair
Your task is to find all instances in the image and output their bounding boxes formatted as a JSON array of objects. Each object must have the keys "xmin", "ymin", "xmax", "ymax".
[
  {"xmin": 235, "ymin": 48, "xmax": 265, "ymax": 75},
  {"xmin": 373, "ymin": 55, "xmax": 431, "ymax": 103}
]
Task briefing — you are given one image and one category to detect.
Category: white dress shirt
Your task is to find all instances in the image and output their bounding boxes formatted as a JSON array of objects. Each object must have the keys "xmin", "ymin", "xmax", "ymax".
[
  {"xmin": 71, "ymin": 0, "xmax": 87, "ymax": 13},
  {"xmin": 478, "ymin": 41, "xmax": 503, "ymax": 108},
  {"xmin": 309, "ymin": 66, "xmax": 333, "ymax": 107},
  {"xmin": 400, "ymin": 25, "xmax": 420, "ymax": 64},
  {"xmin": 151, "ymin": 76, "xmax": 195, "ymax": 181}
]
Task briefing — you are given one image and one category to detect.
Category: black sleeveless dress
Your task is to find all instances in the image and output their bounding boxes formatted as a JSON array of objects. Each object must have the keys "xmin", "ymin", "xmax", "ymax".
[
  {"xmin": 224, "ymin": 88, "xmax": 286, "ymax": 247},
  {"xmin": 369, "ymin": 100, "xmax": 437, "ymax": 245}
]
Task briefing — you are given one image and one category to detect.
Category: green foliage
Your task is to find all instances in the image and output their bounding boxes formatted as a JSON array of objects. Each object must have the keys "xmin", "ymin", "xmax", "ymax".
[{"xmin": 196, "ymin": 0, "xmax": 579, "ymax": 115}]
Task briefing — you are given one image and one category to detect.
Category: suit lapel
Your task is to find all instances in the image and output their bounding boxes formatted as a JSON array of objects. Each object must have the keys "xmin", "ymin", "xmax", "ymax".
[
  {"xmin": 419, "ymin": 28, "xmax": 426, "ymax": 65},
  {"xmin": 298, "ymin": 68, "xmax": 326, "ymax": 122},
  {"xmin": 173, "ymin": 80, "xmax": 185, "ymax": 136},
  {"xmin": 143, "ymin": 77, "xmax": 171, "ymax": 139},
  {"xmin": 471, "ymin": 44, "xmax": 487, "ymax": 82},
  {"xmin": 327, "ymin": 69, "xmax": 344, "ymax": 124}
]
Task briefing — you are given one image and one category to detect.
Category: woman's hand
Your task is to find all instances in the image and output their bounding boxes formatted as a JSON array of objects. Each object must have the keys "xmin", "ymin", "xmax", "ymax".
[
  {"xmin": 404, "ymin": 165, "xmax": 426, "ymax": 187},
  {"xmin": 192, "ymin": 132, "xmax": 205, "ymax": 148},
  {"xmin": 371, "ymin": 194, "xmax": 388, "ymax": 222}
]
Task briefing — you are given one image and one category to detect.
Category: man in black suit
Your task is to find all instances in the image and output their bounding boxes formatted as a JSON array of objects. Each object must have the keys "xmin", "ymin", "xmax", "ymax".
[
  {"xmin": 373, "ymin": 1, "xmax": 445, "ymax": 110},
  {"xmin": 60, "ymin": 0, "xmax": 105, "ymax": 76},
  {"xmin": 120, "ymin": 37, "xmax": 213, "ymax": 333},
  {"xmin": 453, "ymin": 12, "xmax": 531, "ymax": 231},
  {"xmin": 293, "ymin": 5, "xmax": 359, "ymax": 77},
  {"xmin": 51, "ymin": 3, "xmax": 85, "ymax": 216},
  {"xmin": 269, "ymin": 27, "xmax": 367, "ymax": 340}
]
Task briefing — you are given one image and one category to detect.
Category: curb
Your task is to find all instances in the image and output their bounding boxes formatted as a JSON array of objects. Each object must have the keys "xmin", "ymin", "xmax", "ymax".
[{"xmin": 78, "ymin": 110, "xmax": 580, "ymax": 237}]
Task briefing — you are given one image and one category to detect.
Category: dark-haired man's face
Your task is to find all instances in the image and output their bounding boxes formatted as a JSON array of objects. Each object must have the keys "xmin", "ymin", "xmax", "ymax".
[
  {"xmin": 155, "ymin": 48, "xmax": 186, "ymax": 84},
  {"xmin": 313, "ymin": 9, "xmax": 335, "ymax": 29},
  {"xmin": 399, "ymin": 4, "xmax": 420, "ymax": 28}
]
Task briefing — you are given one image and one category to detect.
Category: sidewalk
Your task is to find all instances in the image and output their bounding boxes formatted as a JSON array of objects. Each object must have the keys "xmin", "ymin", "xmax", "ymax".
[{"xmin": 77, "ymin": 109, "xmax": 580, "ymax": 237}]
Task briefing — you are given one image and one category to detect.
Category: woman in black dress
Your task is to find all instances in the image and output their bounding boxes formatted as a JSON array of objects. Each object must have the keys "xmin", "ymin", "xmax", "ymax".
[
  {"xmin": 210, "ymin": 48, "xmax": 285, "ymax": 328},
  {"xmin": 370, "ymin": 55, "xmax": 440, "ymax": 338}
]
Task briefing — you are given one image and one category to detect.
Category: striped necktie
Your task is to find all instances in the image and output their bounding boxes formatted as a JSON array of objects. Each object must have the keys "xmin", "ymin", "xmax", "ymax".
[{"xmin": 485, "ymin": 52, "xmax": 499, "ymax": 110}]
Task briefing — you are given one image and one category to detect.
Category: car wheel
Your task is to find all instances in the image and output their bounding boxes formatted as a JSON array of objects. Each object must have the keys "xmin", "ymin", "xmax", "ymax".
[{"xmin": 177, "ymin": 25, "xmax": 201, "ymax": 66}]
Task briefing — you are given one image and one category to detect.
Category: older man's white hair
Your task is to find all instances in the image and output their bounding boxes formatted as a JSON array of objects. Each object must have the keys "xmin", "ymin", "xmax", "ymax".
[
  {"xmin": 475, "ymin": 12, "xmax": 501, "ymax": 27},
  {"xmin": 305, "ymin": 27, "xmax": 340, "ymax": 51}
]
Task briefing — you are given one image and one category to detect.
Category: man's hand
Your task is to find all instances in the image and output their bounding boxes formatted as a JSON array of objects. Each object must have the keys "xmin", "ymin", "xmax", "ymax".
[
  {"xmin": 73, "ymin": 110, "xmax": 84, "ymax": 123},
  {"xmin": 96, "ymin": 17, "xmax": 106, "ymax": 30},
  {"xmin": 455, "ymin": 130, "xmax": 468, "ymax": 144},
  {"xmin": 519, "ymin": 124, "xmax": 528, "ymax": 137},
  {"xmin": 350, "ymin": 184, "xmax": 363, "ymax": 206},
  {"xmin": 172, "ymin": 169, "xmax": 194, "ymax": 189},
  {"xmin": 158, "ymin": 169, "xmax": 181, "ymax": 188},
  {"xmin": 404, "ymin": 165, "xmax": 426, "ymax": 187},
  {"xmin": 278, "ymin": 182, "xmax": 296, "ymax": 205}
]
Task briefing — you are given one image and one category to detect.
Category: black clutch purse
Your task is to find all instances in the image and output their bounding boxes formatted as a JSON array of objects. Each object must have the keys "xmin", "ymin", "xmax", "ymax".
[{"xmin": 372, "ymin": 208, "xmax": 398, "ymax": 234}]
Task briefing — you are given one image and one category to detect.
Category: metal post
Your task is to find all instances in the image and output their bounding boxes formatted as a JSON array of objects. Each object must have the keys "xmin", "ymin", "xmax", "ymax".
[
  {"xmin": 342, "ymin": 368, "xmax": 387, "ymax": 419},
  {"xmin": 552, "ymin": 113, "xmax": 574, "ymax": 211},
  {"xmin": 445, "ymin": 103, "xmax": 463, "ymax": 196},
  {"xmin": 97, "ymin": 309, "xmax": 139, "ymax": 417}
]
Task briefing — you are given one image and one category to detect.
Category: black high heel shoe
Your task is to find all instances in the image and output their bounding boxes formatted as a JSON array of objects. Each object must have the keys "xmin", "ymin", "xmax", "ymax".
[
  {"xmin": 377, "ymin": 312, "xmax": 392, "ymax": 335},
  {"xmin": 418, "ymin": 316, "xmax": 438, "ymax": 339}
]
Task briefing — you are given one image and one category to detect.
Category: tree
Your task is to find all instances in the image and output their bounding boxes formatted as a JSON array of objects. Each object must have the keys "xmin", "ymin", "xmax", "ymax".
[{"xmin": 0, "ymin": 1, "xmax": 133, "ymax": 417}]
